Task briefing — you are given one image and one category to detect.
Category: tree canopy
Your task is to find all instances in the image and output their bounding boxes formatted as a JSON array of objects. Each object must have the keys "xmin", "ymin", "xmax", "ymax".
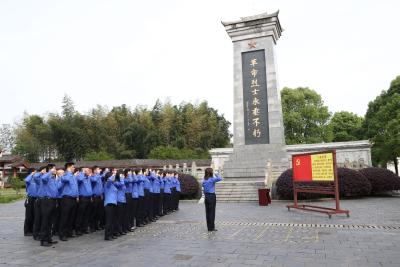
[
  {"xmin": 363, "ymin": 76, "xmax": 400, "ymax": 174},
  {"xmin": 12, "ymin": 96, "xmax": 231, "ymax": 162},
  {"xmin": 281, "ymin": 87, "xmax": 332, "ymax": 144},
  {"xmin": 330, "ymin": 111, "xmax": 364, "ymax": 142}
]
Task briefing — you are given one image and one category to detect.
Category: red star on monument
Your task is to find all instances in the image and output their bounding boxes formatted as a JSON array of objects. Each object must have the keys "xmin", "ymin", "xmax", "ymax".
[{"xmin": 248, "ymin": 40, "xmax": 257, "ymax": 49}]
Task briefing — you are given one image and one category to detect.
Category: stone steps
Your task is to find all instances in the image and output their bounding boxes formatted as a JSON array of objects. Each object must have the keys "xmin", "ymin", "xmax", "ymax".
[{"xmin": 213, "ymin": 179, "xmax": 266, "ymax": 202}]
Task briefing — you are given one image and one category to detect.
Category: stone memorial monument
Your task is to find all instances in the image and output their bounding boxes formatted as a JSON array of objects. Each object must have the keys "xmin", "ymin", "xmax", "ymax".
[{"xmin": 219, "ymin": 11, "xmax": 289, "ymax": 201}]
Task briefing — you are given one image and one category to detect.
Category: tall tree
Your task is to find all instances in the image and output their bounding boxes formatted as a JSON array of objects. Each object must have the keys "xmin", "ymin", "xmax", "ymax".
[
  {"xmin": 363, "ymin": 76, "xmax": 400, "ymax": 174},
  {"xmin": 330, "ymin": 111, "xmax": 364, "ymax": 142},
  {"xmin": 0, "ymin": 124, "xmax": 15, "ymax": 154},
  {"xmin": 281, "ymin": 87, "xmax": 332, "ymax": 144},
  {"xmin": 13, "ymin": 97, "xmax": 231, "ymax": 161}
]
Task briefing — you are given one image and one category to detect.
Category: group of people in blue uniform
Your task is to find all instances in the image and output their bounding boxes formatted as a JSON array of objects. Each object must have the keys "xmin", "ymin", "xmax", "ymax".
[{"xmin": 23, "ymin": 162, "xmax": 181, "ymax": 246}]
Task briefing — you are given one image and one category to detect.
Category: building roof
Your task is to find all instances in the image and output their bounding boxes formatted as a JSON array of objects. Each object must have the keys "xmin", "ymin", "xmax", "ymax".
[
  {"xmin": 29, "ymin": 158, "xmax": 211, "ymax": 170},
  {"xmin": 0, "ymin": 155, "xmax": 24, "ymax": 164}
]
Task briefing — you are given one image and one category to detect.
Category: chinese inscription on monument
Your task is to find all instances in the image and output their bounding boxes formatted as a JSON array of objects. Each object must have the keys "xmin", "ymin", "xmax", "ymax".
[{"xmin": 242, "ymin": 49, "xmax": 269, "ymax": 144}]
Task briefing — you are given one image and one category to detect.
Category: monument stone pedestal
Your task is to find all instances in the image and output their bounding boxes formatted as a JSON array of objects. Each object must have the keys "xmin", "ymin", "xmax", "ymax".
[{"xmin": 218, "ymin": 11, "xmax": 289, "ymax": 201}]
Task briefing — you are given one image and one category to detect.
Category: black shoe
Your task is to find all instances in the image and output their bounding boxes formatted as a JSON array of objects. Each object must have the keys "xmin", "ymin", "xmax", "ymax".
[
  {"xmin": 40, "ymin": 241, "xmax": 52, "ymax": 247},
  {"xmin": 49, "ymin": 240, "xmax": 58, "ymax": 244},
  {"xmin": 34, "ymin": 236, "xmax": 40, "ymax": 241},
  {"xmin": 83, "ymin": 230, "xmax": 89, "ymax": 234},
  {"xmin": 105, "ymin": 237, "xmax": 113, "ymax": 241},
  {"xmin": 75, "ymin": 231, "xmax": 82, "ymax": 236},
  {"xmin": 112, "ymin": 235, "xmax": 117, "ymax": 239},
  {"xmin": 212, "ymin": 229, "xmax": 218, "ymax": 232},
  {"xmin": 59, "ymin": 236, "xmax": 68, "ymax": 241}
]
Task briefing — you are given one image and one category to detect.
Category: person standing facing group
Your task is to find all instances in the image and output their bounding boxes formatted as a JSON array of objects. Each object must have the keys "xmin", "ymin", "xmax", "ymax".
[{"xmin": 202, "ymin": 168, "xmax": 222, "ymax": 232}]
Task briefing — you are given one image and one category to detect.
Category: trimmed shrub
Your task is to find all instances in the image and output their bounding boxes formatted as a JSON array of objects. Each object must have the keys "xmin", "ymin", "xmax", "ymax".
[
  {"xmin": 337, "ymin": 168, "xmax": 371, "ymax": 197},
  {"xmin": 275, "ymin": 169, "xmax": 327, "ymax": 200},
  {"xmin": 178, "ymin": 173, "xmax": 200, "ymax": 199},
  {"xmin": 8, "ymin": 177, "xmax": 25, "ymax": 195},
  {"xmin": 276, "ymin": 169, "xmax": 294, "ymax": 199},
  {"xmin": 276, "ymin": 167, "xmax": 372, "ymax": 199},
  {"xmin": 359, "ymin": 167, "xmax": 400, "ymax": 193}
]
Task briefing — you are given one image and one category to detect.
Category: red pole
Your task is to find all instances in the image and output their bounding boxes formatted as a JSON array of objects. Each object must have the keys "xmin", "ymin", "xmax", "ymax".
[{"xmin": 333, "ymin": 151, "xmax": 340, "ymax": 211}]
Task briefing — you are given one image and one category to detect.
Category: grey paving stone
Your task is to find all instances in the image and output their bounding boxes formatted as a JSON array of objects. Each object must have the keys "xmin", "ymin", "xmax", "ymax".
[{"xmin": 0, "ymin": 198, "xmax": 399, "ymax": 266}]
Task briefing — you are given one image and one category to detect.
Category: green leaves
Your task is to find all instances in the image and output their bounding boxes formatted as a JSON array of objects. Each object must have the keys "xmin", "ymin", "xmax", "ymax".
[
  {"xmin": 330, "ymin": 111, "xmax": 364, "ymax": 142},
  {"xmin": 363, "ymin": 76, "xmax": 400, "ymax": 171},
  {"xmin": 281, "ymin": 87, "xmax": 332, "ymax": 144},
  {"xmin": 12, "ymin": 96, "xmax": 231, "ymax": 161}
]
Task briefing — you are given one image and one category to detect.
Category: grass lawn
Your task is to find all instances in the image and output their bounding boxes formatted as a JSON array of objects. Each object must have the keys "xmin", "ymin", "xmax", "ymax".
[{"xmin": 0, "ymin": 188, "xmax": 26, "ymax": 203}]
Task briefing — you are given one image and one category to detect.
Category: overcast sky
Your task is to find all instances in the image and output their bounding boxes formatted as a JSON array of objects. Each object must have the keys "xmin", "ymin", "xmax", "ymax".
[{"xmin": 1, "ymin": 0, "xmax": 399, "ymax": 127}]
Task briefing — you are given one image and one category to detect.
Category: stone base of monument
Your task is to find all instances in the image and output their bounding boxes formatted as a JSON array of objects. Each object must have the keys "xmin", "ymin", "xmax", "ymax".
[
  {"xmin": 215, "ymin": 178, "xmax": 265, "ymax": 202},
  {"xmin": 217, "ymin": 144, "xmax": 289, "ymax": 202}
]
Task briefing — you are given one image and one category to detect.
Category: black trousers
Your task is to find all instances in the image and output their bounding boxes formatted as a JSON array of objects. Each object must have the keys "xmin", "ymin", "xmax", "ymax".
[
  {"xmin": 90, "ymin": 196, "xmax": 104, "ymax": 230},
  {"xmin": 40, "ymin": 198, "xmax": 57, "ymax": 242},
  {"xmin": 137, "ymin": 196, "xmax": 144, "ymax": 225},
  {"xmin": 116, "ymin": 202, "xmax": 126, "ymax": 233},
  {"xmin": 151, "ymin": 193, "xmax": 158, "ymax": 218},
  {"xmin": 24, "ymin": 196, "xmax": 36, "ymax": 234},
  {"xmin": 75, "ymin": 196, "xmax": 91, "ymax": 233},
  {"xmin": 159, "ymin": 189, "xmax": 164, "ymax": 216},
  {"xmin": 144, "ymin": 189, "xmax": 150, "ymax": 221},
  {"xmin": 104, "ymin": 203, "xmax": 116, "ymax": 240},
  {"xmin": 205, "ymin": 193, "xmax": 216, "ymax": 231},
  {"xmin": 33, "ymin": 198, "xmax": 41, "ymax": 238},
  {"xmin": 132, "ymin": 198, "xmax": 138, "ymax": 227},
  {"xmin": 176, "ymin": 191, "xmax": 180, "ymax": 210},
  {"xmin": 59, "ymin": 196, "xmax": 77, "ymax": 238},
  {"xmin": 171, "ymin": 188, "xmax": 177, "ymax": 210},
  {"xmin": 125, "ymin": 194, "xmax": 133, "ymax": 229},
  {"xmin": 52, "ymin": 199, "xmax": 61, "ymax": 235},
  {"xmin": 163, "ymin": 193, "xmax": 171, "ymax": 214}
]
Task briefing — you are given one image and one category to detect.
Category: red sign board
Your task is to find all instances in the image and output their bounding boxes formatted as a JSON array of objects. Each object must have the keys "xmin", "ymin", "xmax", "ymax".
[{"xmin": 287, "ymin": 150, "xmax": 349, "ymax": 218}]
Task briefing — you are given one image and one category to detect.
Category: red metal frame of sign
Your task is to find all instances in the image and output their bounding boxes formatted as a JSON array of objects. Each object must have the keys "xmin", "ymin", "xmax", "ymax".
[{"xmin": 286, "ymin": 150, "xmax": 350, "ymax": 218}]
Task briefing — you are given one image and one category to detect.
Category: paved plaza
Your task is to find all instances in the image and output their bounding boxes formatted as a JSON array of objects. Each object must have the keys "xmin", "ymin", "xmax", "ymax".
[{"xmin": 1, "ymin": 197, "xmax": 400, "ymax": 267}]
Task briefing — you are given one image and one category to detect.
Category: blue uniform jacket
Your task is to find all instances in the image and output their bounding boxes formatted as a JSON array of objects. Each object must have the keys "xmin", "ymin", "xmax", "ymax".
[
  {"xmin": 138, "ymin": 175, "xmax": 145, "ymax": 197},
  {"xmin": 131, "ymin": 175, "xmax": 139, "ymax": 199},
  {"xmin": 33, "ymin": 173, "xmax": 44, "ymax": 197},
  {"xmin": 202, "ymin": 175, "xmax": 222, "ymax": 193},
  {"xmin": 171, "ymin": 177, "xmax": 177, "ymax": 189},
  {"xmin": 164, "ymin": 178, "xmax": 172, "ymax": 194},
  {"xmin": 159, "ymin": 176, "xmax": 165, "ymax": 190},
  {"xmin": 152, "ymin": 176, "xmax": 161, "ymax": 193},
  {"xmin": 115, "ymin": 178, "xmax": 126, "ymax": 203},
  {"xmin": 104, "ymin": 176, "xmax": 118, "ymax": 206},
  {"xmin": 176, "ymin": 178, "xmax": 181, "ymax": 192},
  {"xmin": 143, "ymin": 175, "xmax": 152, "ymax": 192},
  {"xmin": 124, "ymin": 174, "xmax": 133, "ymax": 194},
  {"xmin": 41, "ymin": 172, "xmax": 59, "ymax": 198},
  {"xmin": 90, "ymin": 174, "xmax": 104, "ymax": 196},
  {"xmin": 77, "ymin": 172, "xmax": 93, "ymax": 197},
  {"xmin": 25, "ymin": 174, "xmax": 37, "ymax": 197},
  {"xmin": 61, "ymin": 171, "xmax": 79, "ymax": 197}
]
